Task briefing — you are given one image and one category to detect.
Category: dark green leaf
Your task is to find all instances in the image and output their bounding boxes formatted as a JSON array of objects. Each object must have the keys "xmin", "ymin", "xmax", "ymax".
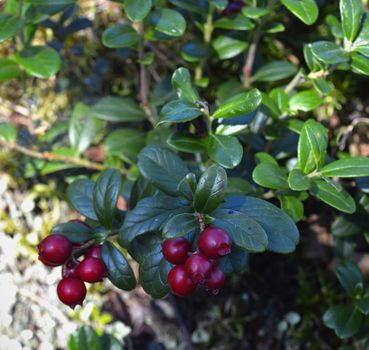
[
  {"xmin": 181, "ymin": 41, "xmax": 209, "ymax": 62},
  {"xmin": 171, "ymin": 67, "xmax": 199, "ymax": 103},
  {"xmin": 310, "ymin": 41, "xmax": 350, "ymax": 65},
  {"xmin": 281, "ymin": 0, "xmax": 319, "ymax": 25},
  {"xmin": 194, "ymin": 164, "xmax": 227, "ymax": 214},
  {"xmin": 147, "ymin": 9, "xmax": 186, "ymax": 37},
  {"xmin": 253, "ymin": 61, "xmax": 297, "ymax": 82},
  {"xmin": 125, "ymin": 0, "xmax": 152, "ymax": 21},
  {"xmin": 162, "ymin": 213, "xmax": 199, "ymax": 238},
  {"xmin": 219, "ymin": 246, "xmax": 248, "ymax": 274},
  {"xmin": 289, "ymin": 89, "xmax": 323, "ymax": 112},
  {"xmin": 177, "ymin": 172, "xmax": 197, "ymax": 200},
  {"xmin": 340, "ymin": 0, "xmax": 364, "ymax": 42},
  {"xmin": 93, "ymin": 170, "xmax": 122, "ymax": 228},
  {"xmin": 167, "ymin": 132, "xmax": 204, "ymax": 154},
  {"xmin": 102, "ymin": 24, "xmax": 140, "ymax": 48},
  {"xmin": 158, "ymin": 100, "xmax": 202, "ymax": 125},
  {"xmin": 52, "ymin": 221, "xmax": 93, "ymax": 243},
  {"xmin": 332, "ymin": 216, "xmax": 362, "ymax": 237},
  {"xmin": 129, "ymin": 175, "xmax": 156, "ymax": 210},
  {"xmin": 101, "ymin": 241, "xmax": 136, "ymax": 290},
  {"xmin": 336, "ymin": 262, "xmax": 363, "ymax": 298},
  {"xmin": 0, "ymin": 13, "xmax": 22, "ymax": 43},
  {"xmin": 252, "ymin": 162, "xmax": 288, "ymax": 190},
  {"xmin": 321, "ymin": 157, "xmax": 369, "ymax": 178},
  {"xmin": 288, "ymin": 169, "xmax": 311, "ymax": 191}
]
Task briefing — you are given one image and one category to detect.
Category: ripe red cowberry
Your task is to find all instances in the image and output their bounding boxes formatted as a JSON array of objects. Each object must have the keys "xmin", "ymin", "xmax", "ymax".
[
  {"xmin": 62, "ymin": 262, "xmax": 79, "ymax": 279},
  {"xmin": 198, "ymin": 227, "xmax": 232, "ymax": 259},
  {"xmin": 184, "ymin": 253, "xmax": 213, "ymax": 284},
  {"xmin": 38, "ymin": 254, "xmax": 59, "ymax": 267},
  {"xmin": 168, "ymin": 265, "xmax": 196, "ymax": 297},
  {"xmin": 57, "ymin": 277, "xmax": 86, "ymax": 308},
  {"xmin": 85, "ymin": 245, "xmax": 102, "ymax": 259},
  {"xmin": 204, "ymin": 267, "xmax": 225, "ymax": 295},
  {"xmin": 38, "ymin": 234, "xmax": 72, "ymax": 266},
  {"xmin": 76, "ymin": 257, "xmax": 106, "ymax": 283},
  {"xmin": 162, "ymin": 238, "xmax": 192, "ymax": 265}
]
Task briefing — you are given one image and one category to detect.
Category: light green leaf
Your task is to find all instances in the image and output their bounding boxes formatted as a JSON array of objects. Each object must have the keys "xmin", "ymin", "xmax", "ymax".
[
  {"xmin": 212, "ymin": 35, "xmax": 248, "ymax": 60},
  {"xmin": 320, "ymin": 157, "xmax": 369, "ymax": 177},
  {"xmin": 148, "ymin": 9, "xmax": 186, "ymax": 37},
  {"xmin": 310, "ymin": 41, "xmax": 350, "ymax": 65},
  {"xmin": 281, "ymin": 0, "xmax": 319, "ymax": 25},
  {"xmin": 252, "ymin": 163, "xmax": 289, "ymax": 190},
  {"xmin": 125, "ymin": 0, "xmax": 152, "ymax": 21},
  {"xmin": 289, "ymin": 89, "xmax": 323, "ymax": 112},
  {"xmin": 214, "ymin": 13, "xmax": 255, "ymax": 31},
  {"xmin": 171, "ymin": 67, "xmax": 199, "ymax": 103},
  {"xmin": 340, "ymin": 0, "xmax": 364, "ymax": 42},
  {"xmin": 253, "ymin": 61, "xmax": 297, "ymax": 82},
  {"xmin": 102, "ymin": 24, "xmax": 140, "ymax": 48},
  {"xmin": 0, "ymin": 13, "xmax": 22, "ymax": 43},
  {"xmin": 158, "ymin": 100, "xmax": 202, "ymax": 125}
]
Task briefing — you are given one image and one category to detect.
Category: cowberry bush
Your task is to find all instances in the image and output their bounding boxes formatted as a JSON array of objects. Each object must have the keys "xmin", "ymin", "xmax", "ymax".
[{"xmin": 1, "ymin": 0, "xmax": 369, "ymax": 347}]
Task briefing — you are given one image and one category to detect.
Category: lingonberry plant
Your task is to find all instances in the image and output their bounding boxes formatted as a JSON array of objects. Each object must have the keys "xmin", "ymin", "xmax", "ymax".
[{"xmin": 1, "ymin": 0, "xmax": 369, "ymax": 346}]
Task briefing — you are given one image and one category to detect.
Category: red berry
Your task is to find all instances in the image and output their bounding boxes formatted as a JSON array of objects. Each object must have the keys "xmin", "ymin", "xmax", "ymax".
[
  {"xmin": 62, "ymin": 262, "xmax": 79, "ymax": 279},
  {"xmin": 76, "ymin": 257, "xmax": 106, "ymax": 283},
  {"xmin": 204, "ymin": 267, "xmax": 225, "ymax": 295},
  {"xmin": 168, "ymin": 265, "xmax": 196, "ymax": 296},
  {"xmin": 38, "ymin": 234, "xmax": 72, "ymax": 266},
  {"xmin": 198, "ymin": 227, "xmax": 232, "ymax": 259},
  {"xmin": 57, "ymin": 277, "xmax": 86, "ymax": 308},
  {"xmin": 162, "ymin": 238, "xmax": 192, "ymax": 265},
  {"xmin": 184, "ymin": 253, "xmax": 213, "ymax": 284},
  {"xmin": 38, "ymin": 254, "xmax": 59, "ymax": 267},
  {"xmin": 85, "ymin": 245, "xmax": 102, "ymax": 259}
]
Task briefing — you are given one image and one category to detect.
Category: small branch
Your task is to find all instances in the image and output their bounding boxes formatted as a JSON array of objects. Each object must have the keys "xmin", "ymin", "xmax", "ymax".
[
  {"xmin": 284, "ymin": 70, "xmax": 305, "ymax": 93},
  {"xmin": 0, "ymin": 139, "xmax": 128, "ymax": 175}
]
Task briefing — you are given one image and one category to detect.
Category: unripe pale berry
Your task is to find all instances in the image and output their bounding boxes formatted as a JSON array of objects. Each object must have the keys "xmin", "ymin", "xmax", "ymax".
[
  {"xmin": 38, "ymin": 234, "xmax": 72, "ymax": 266},
  {"xmin": 162, "ymin": 238, "xmax": 192, "ymax": 265},
  {"xmin": 168, "ymin": 265, "xmax": 196, "ymax": 296},
  {"xmin": 184, "ymin": 253, "xmax": 213, "ymax": 284},
  {"xmin": 198, "ymin": 227, "xmax": 232, "ymax": 259},
  {"xmin": 204, "ymin": 267, "xmax": 225, "ymax": 295},
  {"xmin": 57, "ymin": 277, "xmax": 86, "ymax": 308},
  {"xmin": 76, "ymin": 257, "xmax": 106, "ymax": 283}
]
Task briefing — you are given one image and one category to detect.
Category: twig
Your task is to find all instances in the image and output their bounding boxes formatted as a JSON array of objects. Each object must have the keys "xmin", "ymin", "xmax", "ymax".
[
  {"xmin": 284, "ymin": 70, "xmax": 305, "ymax": 93},
  {"xmin": 168, "ymin": 294, "xmax": 194, "ymax": 350},
  {"xmin": 0, "ymin": 139, "xmax": 128, "ymax": 175}
]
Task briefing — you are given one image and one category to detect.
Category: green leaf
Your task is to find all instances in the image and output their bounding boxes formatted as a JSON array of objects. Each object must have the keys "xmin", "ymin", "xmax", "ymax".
[
  {"xmin": 336, "ymin": 262, "xmax": 363, "ymax": 298},
  {"xmin": 212, "ymin": 35, "xmax": 248, "ymax": 60},
  {"xmin": 212, "ymin": 209, "xmax": 268, "ymax": 252},
  {"xmin": 194, "ymin": 164, "xmax": 227, "ymax": 214},
  {"xmin": 242, "ymin": 7, "xmax": 270, "ymax": 19},
  {"xmin": 69, "ymin": 103, "xmax": 103, "ymax": 154},
  {"xmin": 310, "ymin": 41, "xmax": 350, "ymax": 65},
  {"xmin": 137, "ymin": 144, "xmax": 189, "ymax": 196},
  {"xmin": 353, "ymin": 14, "xmax": 369, "ymax": 54},
  {"xmin": 288, "ymin": 169, "xmax": 311, "ymax": 191},
  {"xmin": 255, "ymin": 152, "xmax": 278, "ymax": 165},
  {"xmin": 181, "ymin": 41, "xmax": 209, "ymax": 62},
  {"xmin": 311, "ymin": 178, "xmax": 356, "ymax": 213},
  {"xmin": 212, "ymin": 89, "xmax": 261, "ymax": 119},
  {"xmin": 340, "ymin": 0, "xmax": 364, "ymax": 42},
  {"xmin": 298, "ymin": 119, "xmax": 328, "ymax": 173},
  {"xmin": 147, "ymin": 9, "xmax": 186, "ymax": 37},
  {"xmin": 321, "ymin": 157, "xmax": 369, "ymax": 178},
  {"xmin": 0, "ymin": 122, "xmax": 17, "ymax": 142},
  {"xmin": 210, "ymin": 0, "xmax": 227, "ymax": 10},
  {"xmin": 252, "ymin": 162, "xmax": 289, "ymax": 190},
  {"xmin": 219, "ymin": 196, "xmax": 300, "ymax": 253},
  {"xmin": 52, "ymin": 221, "xmax": 93, "ymax": 243},
  {"xmin": 226, "ymin": 178, "xmax": 255, "ymax": 196},
  {"xmin": 92, "ymin": 96, "xmax": 146, "ymax": 122},
  {"xmin": 0, "ymin": 13, "xmax": 22, "ymax": 43},
  {"xmin": 219, "ymin": 246, "xmax": 248, "ymax": 274},
  {"xmin": 119, "ymin": 192, "xmax": 190, "ymax": 244},
  {"xmin": 93, "ymin": 170, "xmax": 122, "ymax": 228},
  {"xmin": 129, "ymin": 175, "xmax": 156, "ymax": 210},
  {"xmin": 214, "ymin": 13, "xmax": 255, "ymax": 31},
  {"xmin": 326, "ymin": 14, "xmax": 344, "ymax": 38},
  {"xmin": 281, "ymin": 0, "xmax": 319, "ymax": 25},
  {"xmin": 26, "ymin": 0, "xmax": 76, "ymax": 4},
  {"xmin": 67, "ymin": 326, "xmax": 102, "ymax": 350},
  {"xmin": 162, "ymin": 213, "xmax": 199, "ymax": 238},
  {"xmin": 171, "ymin": 67, "xmax": 199, "ymax": 103},
  {"xmin": 323, "ymin": 304, "xmax": 362, "ymax": 339},
  {"xmin": 332, "ymin": 216, "xmax": 362, "ymax": 237},
  {"xmin": 125, "ymin": 0, "xmax": 152, "ymax": 21},
  {"xmin": 253, "ymin": 61, "xmax": 297, "ymax": 82},
  {"xmin": 12, "ymin": 46, "xmax": 61, "ymax": 79},
  {"xmin": 0, "ymin": 58, "xmax": 20, "ymax": 81},
  {"xmin": 270, "ymin": 88, "xmax": 289, "ymax": 114},
  {"xmin": 67, "ymin": 179, "xmax": 98, "ymax": 220},
  {"xmin": 278, "ymin": 195, "xmax": 304, "ymax": 222},
  {"xmin": 304, "ymin": 44, "xmax": 324, "ymax": 71},
  {"xmin": 167, "ymin": 132, "xmax": 204, "ymax": 154},
  {"xmin": 289, "ymin": 89, "xmax": 323, "ymax": 112},
  {"xmin": 104, "ymin": 128, "xmax": 145, "ymax": 163},
  {"xmin": 177, "ymin": 172, "xmax": 197, "ymax": 200},
  {"xmin": 204, "ymin": 134, "xmax": 243, "ymax": 169},
  {"xmin": 101, "ymin": 241, "xmax": 136, "ymax": 290},
  {"xmin": 351, "ymin": 53, "xmax": 369, "ymax": 75},
  {"xmin": 158, "ymin": 100, "xmax": 202, "ymax": 125},
  {"xmin": 102, "ymin": 24, "xmax": 140, "ymax": 48}
]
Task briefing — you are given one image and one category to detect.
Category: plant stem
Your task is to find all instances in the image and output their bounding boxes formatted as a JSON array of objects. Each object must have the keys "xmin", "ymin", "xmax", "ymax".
[
  {"xmin": 284, "ymin": 70, "xmax": 305, "ymax": 93},
  {"xmin": 0, "ymin": 139, "xmax": 128, "ymax": 175}
]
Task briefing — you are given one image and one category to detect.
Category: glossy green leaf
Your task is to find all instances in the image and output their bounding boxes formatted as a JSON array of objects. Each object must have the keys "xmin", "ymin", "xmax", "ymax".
[
  {"xmin": 252, "ymin": 162, "xmax": 289, "ymax": 190},
  {"xmin": 125, "ymin": 0, "xmax": 152, "ymax": 21},
  {"xmin": 162, "ymin": 213, "xmax": 199, "ymax": 238},
  {"xmin": 310, "ymin": 41, "xmax": 350, "ymax": 65},
  {"xmin": 311, "ymin": 178, "xmax": 356, "ymax": 213},
  {"xmin": 281, "ymin": 0, "xmax": 319, "ymax": 25},
  {"xmin": 219, "ymin": 246, "xmax": 248, "ymax": 274},
  {"xmin": 52, "ymin": 221, "xmax": 93, "ymax": 243},
  {"xmin": 102, "ymin": 241, "xmax": 136, "ymax": 290},
  {"xmin": 326, "ymin": 15, "xmax": 344, "ymax": 38},
  {"xmin": 210, "ymin": 0, "xmax": 227, "ymax": 10},
  {"xmin": 242, "ymin": 7, "xmax": 270, "ymax": 19},
  {"xmin": 194, "ymin": 165, "xmax": 227, "ymax": 214},
  {"xmin": 167, "ymin": 132, "xmax": 204, "ymax": 154},
  {"xmin": 0, "ymin": 122, "xmax": 17, "ymax": 142},
  {"xmin": 278, "ymin": 195, "xmax": 304, "ymax": 222},
  {"xmin": 270, "ymin": 88, "xmax": 289, "ymax": 114},
  {"xmin": 93, "ymin": 169, "xmax": 122, "ymax": 228},
  {"xmin": 92, "ymin": 96, "xmax": 146, "ymax": 122},
  {"xmin": 148, "ymin": 9, "xmax": 186, "ymax": 37},
  {"xmin": 255, "ymin": 152, "xmax": 278, "ymax": 165},
  {"xmin": 67, "ymin": 179, "xmax": 98, "ymax": 220},
  {"xmin": 353, "ymin": 14, "xmax": 369, "ymax": 54},
  {"xmin": 0, "ymin": 13, "xmax": 22, "ymax": 43},
  {"xmin": 288, "ymin": 169, "xmax": 311, "ymax": 191},
  {"xmin": 102, "ymin": 24, "xmax": 140, "ymax": 48},
  {"xmin": 289, "ymin": 89, "xmax": 323, "ymax": 112},
  {"xmin": 340, "ymin": 0, "xmax": 364, "ymax": 42},
  {"xmin": 181, "ymin": 41, "xmax": 209, "ymax": 62},
  {"xmin": 177, "ymin": 173, "xmax": 197, "ymax": 200},
  {"xmin": 212, "ymin": 35, "xmax": 248, "ymax": 59},
  {"xmin": 212, "ymin": 89, "xmax": 261, "ymax": 119},
  {"xmin": 13, "ymin": 46, "xmax": 61, "ymax": 79},
  {"xmin": 171, "ymin": 67, "xmax": 199, "ymax": 103},
  {"xmin": 351, "ymin": 53, "xmax": 369, "ymax": 76},
  {"xmin": 253, "ymin": 61, "xmax": 297, "ymax": 82},
  {"xmin": 204, "ymin": 134, "xmax": 243, "ymax": 169},
  {"xmin": 0, "ymin": 58, "xmax": 20, "ymax": 81},
  {"xmin": 214, "ymin": 13, "xmax": 255, "ymax": 31},
  {"xmin": 158, "ymin": 100, "xmax": 202, "ymax": 125},
  {"xmin": 137, "ymin": 144, "xmax": 189, "ymax": 196},
  {"xmin": 336, "ymin": 262, "xmax": 363, "ymax": 298},
  {"xmin": 321, "ymin": 157, "xmax": 369, "ymax": 178}
]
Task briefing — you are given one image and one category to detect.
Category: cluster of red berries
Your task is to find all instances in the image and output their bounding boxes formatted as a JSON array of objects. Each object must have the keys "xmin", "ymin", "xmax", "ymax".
[
  {"xmin": 221, "ymin": 0, "xmax": 244, "ymax": 16},
  {"xmin": 162, "ymin": 227, "xmax": 232, "ymax": 296},
  {"xmin": 38, "ymin": 229, "xmax": 106, "ymax": 308}
]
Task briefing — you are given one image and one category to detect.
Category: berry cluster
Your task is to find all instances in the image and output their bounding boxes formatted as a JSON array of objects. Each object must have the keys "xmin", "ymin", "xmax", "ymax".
[
  {"xmin": 221, "ymin": 0, "xmax": 244, "ymax": 16},
  {"xmin": 163, "ymin": 227, "xmax": 232, "ymax": 296},
  {"xmin": 38, "ymin": 226, "xmax": 106, "ymax": 309}
]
